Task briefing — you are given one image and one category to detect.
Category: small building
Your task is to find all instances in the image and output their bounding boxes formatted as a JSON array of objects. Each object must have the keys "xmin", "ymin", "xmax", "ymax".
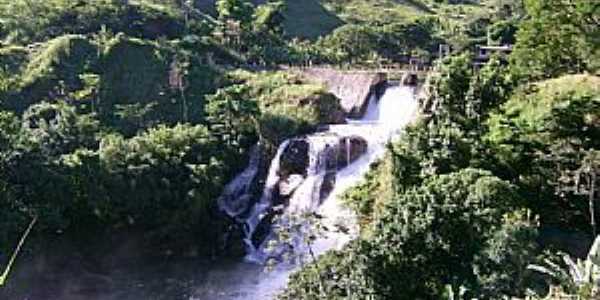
[
  {"xmin": 474, "ymin": 45, "xmax": 513, "ymax": 67},
  {"xmin": 409, "ymin": 57, "xmax": 426, "ymax": 71}
]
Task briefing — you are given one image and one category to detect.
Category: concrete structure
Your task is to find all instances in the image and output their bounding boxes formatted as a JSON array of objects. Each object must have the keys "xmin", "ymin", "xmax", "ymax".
[
  {"xmin": 301, "ymin": 68, "xmax": 387, "ymax": 118},
  {"xmin": 474, "ymin": 45, "xmax": 513, "ymax": 67}
]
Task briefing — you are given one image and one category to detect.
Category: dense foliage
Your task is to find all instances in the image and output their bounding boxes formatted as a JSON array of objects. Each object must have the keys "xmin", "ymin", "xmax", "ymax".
[
  {"xmin": 0, "ymin": 0, "xmax": 598, "ymax": 299},
  {"xmin": 510, "ymin": 0, "xmax": 600, "ymax": 80},
  {"xmin": 282, "ymin": 169, "xmax": 538, "ymax": 299},
  {"xmin": 0, "ymin": 0, "xmax": 345, "ymax": 258},
  {"xmin": 281, "ymin": 1, "xmax": 600, "ymax": 298}
]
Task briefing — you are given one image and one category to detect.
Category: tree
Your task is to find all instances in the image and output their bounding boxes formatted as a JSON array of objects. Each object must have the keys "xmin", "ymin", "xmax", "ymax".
[
  {"xmin": 249, "ymin": 1, "xmax": 287, "ymax": 65},
  {"xmin": 279, "ymin": 241, "xmax": 380, "ymax": 300},
  {"xmin": 486, "ymin": 74, "xmax": 600, "ymax": 231},
  {"xmin": 69, "ymin": 73, "xmax": 100, "ymax": 114},
  {"xmin": 216, "ymin": 0, "xmax": 254, "ymax": 26},
  {"xmin": 21, "ymin": 102, "xmax": 100, "ymax": 158},
  {"xmin": 114, "ymin": 102, "xmax": 158, "ymax": 136},
  {"xmin": 205, "ymin": 85, "xmax": 259, "ymax": 148},
  {"xmin": 529, "ymin": 236, "xmax": 600, "ymax": 298},
  {"xmin": 366, "ymin": 169, "xmax": 520, "ymax": 299},
  {"xmin": 281, "ymin": 169, "xmax": 531, "ymax": 299},
  {"xmin": 426, "ymin": 53, "xmax": 474, "ymax": 124},
  {"xmin": 557, "ymin": 150, "xmax": 600, "ymax": 236},
  {"xmin": 475, "ymin": 210, "xmax": 539, "ymax": 298},
  {"xmin": 169, "ymin": 52, "xmax": 190, "ymax": 122},
  {"xmin": 318, "ymin": 25, "xmax": 377, "ymax": 65},
  {"xmin": 253, "ymin": 1, "xmax": 285, "ymax": 36},
  {"xmin": 511, "ymin": 0, "xmax": 599, "ymax": 80},
  {"xmin": 96, "ymin": 124, "xmax": 240, "ymax": 253},
  {"xmin": 465, "ymin": 56, "xmax": 513, "ymax": 127},
  {"xmin": 0, "ymin": 111, "xmax": 19, "ymax": 157}
]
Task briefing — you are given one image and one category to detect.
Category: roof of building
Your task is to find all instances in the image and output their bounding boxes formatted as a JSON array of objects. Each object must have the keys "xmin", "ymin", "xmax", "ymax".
[{"xmin": 478, "ymin": 45, "xmax": 513, "ymax": 51}]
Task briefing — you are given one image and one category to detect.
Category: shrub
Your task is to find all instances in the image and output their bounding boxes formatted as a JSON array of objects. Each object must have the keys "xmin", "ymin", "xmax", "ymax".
[
  {"xmin": 281, "ymin": 169, "xmax": 532, "ymax": 299},
  {"xmin": 0, "ymin": 0, "xmax": 186, "ymax": 44},
  {"xmin": 8, "ymin": 35, "xmax": 97, "ymax": 112},
  {"xmin": 486, "ymin": 75, "xmax": 600, "ymax": 230}
]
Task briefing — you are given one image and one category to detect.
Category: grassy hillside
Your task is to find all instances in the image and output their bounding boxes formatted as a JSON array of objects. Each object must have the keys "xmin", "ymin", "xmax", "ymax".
[
  {"xmin": 196, "ymin": 0, "xmax": 342, "ymax": 39},
  {"xmin": 322, "ymin": 0, "xmax": 430, "ymax": 24},
  {"xmin": 196, "ymin": 0, "xmax": 494, "ymax": 40},
  {"xmin": 281, "ymin": 0, "xmax": 343, "ymax": 39}
]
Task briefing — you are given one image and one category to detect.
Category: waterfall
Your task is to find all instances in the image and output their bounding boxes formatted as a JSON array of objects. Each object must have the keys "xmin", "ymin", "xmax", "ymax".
[
  {"xmin": 215, "ymin": 84, "xmax": 419, "ymax": 300},
  {"xmin": 218, "ymin": 145, "xmax": 261, "ymax": 218}
]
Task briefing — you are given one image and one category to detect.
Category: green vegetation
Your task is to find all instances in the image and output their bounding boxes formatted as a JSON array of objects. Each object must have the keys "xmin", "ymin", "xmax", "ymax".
[
  {"xmin": 0, "ymin": 0, "xmax": 598, "ymax": 299},
  {"xmin": 510, "ymin": 0, "xmax": 600, "ymax": 79},
  {"xmin": 0, "ymin": 0, "xmax": 350, "ymax": 264},
  {"xmin": 282, "ymin": 170, "xmax": 538, "ymax": 299},
  {"xmin": 322, "ymin": 0, "xmax": 428, "ymax": 24},
  {"xmin": 486, "ymin": 75, "xmax": 600, "ymax": 231},
  {"xmin": 16, "ymin": 35, "xmax": 97, "ymax": 111},
  {"xmin": 280, "ymin": 1, "xmax": 600, "ymax": 298},
  {"xmin": 0, "ymin": 0, "xmax": 187, "ymax": 44},
  {"xmin": 226, "ymin": 70, "xmax": 345, "ymax": 153},
  {"xmin": 281, "ymin": 0, "xmax": 342, "ymax": 39}
]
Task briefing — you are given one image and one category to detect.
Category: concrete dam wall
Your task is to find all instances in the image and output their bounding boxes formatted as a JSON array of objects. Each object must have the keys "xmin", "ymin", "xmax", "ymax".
[{"xmin": 299, "ymin": 68, "xmax": 387, "ymax": 118}]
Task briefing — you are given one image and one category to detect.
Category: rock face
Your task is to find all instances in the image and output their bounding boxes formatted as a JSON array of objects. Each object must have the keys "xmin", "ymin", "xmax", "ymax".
[
  {"xmin": 301, "ymin": 68, "xmax": 387, "ymax": 118},
  {"xmin": 402, "ymin": 73, "xmax": 419, "ymax": 86},
  {"xmin": 249, "ymin": 133, "xmax": 369, "ymax": 250},
  {"xmin": 279, "ymin": 139, "xmax": 310, "ymax": 177},
  {"xmin": 337, "ymin": 136, "xmax": 368, "ymax": 169},
  {"xmin": 278, "ymin": 134, "xmax": 368, "ymax": 181}
]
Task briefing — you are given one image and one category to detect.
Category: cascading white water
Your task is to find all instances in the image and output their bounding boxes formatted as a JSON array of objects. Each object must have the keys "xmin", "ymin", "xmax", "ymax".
[
  {"xmin": 211, "ymin": 84, "xmax": 418, "ymax": 300},
  {"xmin": 218, "ymin": 145, "xmax": 261, "ymax": 218},
  {"xmin": 237, "ymin": 140, "xmax": 290, "ymax": 257}
]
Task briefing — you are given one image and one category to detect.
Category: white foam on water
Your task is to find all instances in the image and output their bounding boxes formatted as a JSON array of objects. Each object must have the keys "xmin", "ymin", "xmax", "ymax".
[{"xmin": 210, "ymin": 85, "xmax": 419, "ymax": 300}]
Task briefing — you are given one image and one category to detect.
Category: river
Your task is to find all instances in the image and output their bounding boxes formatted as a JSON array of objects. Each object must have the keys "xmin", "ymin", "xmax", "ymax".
[{"xmin": 1, "ymin": 84, "xmax": 418, "ymax": 300}]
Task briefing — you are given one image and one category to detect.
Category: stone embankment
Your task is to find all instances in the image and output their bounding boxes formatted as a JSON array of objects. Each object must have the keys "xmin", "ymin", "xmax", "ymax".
[{"xmin": 298, "ymin": 68, "xmax": 387, "ymax": 118}]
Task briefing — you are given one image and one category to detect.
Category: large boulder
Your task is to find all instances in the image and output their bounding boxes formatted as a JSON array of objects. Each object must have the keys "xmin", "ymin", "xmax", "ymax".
[
  {"xmin": 337, "ymin": 135, "xmax": 368, "ymax": 168},
  {"xmin": 251, "ymin": 133, "xmax": 368, "ymax": 252},
  {"xmin": 402, "ymin": 72, "xmax": 419, "ymax": 86},
  {"xmin": 279, "ymin": 174, "xmax": 305, "ymax": 196},
  {"xmin": 278, "ymin": 134, "xmax": 368, "ymax": 180},
  {"xmin": 319, "ymin": 172, "xmax": 337, "ymax": 202},
  {"xmin": 279, "ymin": 139, "xmax": 310, "ymax": 177}
]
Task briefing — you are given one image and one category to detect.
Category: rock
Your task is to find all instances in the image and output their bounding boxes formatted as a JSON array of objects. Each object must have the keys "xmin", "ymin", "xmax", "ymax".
[
  {"xmin": 402, "ymin": 72, "xmax": 419, "ymax": 86},
  {"xmin": 319, "ymin": 172, "xmax": 337, "ymax": 202},
  {"xmin": 337, "ymin": 136, "xmax": 368, "ymax": 169},
  {"xmin": 251, "ymin": 210, "xmax": 277, "ymax": 249},
  {"xmin": 279, "ymin": 139, "xmax": 310, "ymax": 177},
  {"xmin": 221, "ymin": 194, "xmax": 252, "ymax": 217},
  {"xmin": 279, "ymin": 174, "xmax": 305, "ymax": 196}
]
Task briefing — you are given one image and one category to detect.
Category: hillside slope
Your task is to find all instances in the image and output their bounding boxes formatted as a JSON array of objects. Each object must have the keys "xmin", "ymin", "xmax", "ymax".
[{"xmin": 196, "ymin": 0, "xmax": 437, "ymax": 39}]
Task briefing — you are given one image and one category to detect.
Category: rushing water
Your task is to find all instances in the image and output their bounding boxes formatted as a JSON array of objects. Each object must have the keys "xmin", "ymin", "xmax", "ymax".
[
  {"xmin": 215, "ymin": 84, "xmax": 419, "ymax": 299},
  {"xmin": 2, "ymin": 85, "xmax": 418, "ymax": 300}
]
